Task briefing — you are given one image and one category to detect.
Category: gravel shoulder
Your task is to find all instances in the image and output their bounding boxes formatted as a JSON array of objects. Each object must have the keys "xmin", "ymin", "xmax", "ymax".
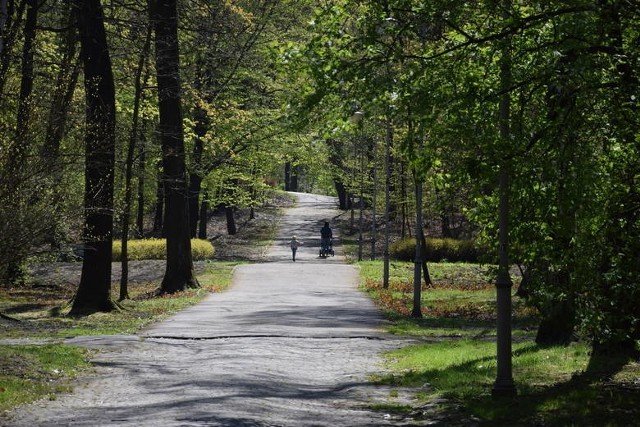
[{"xmin": 6, "ymin": 193, "xmax": 433, "ymax": 427}]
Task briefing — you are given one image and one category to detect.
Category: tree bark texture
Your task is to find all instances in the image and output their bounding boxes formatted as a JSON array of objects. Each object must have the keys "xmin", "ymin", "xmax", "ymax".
[
  {"xmin": 120, "ymin": 22, "xmax": 152, "ymax": 301},
  {"xmin": 70, "ymin": 0, "xmax": 116, "ymax": 315},
  {"xmin": 152, "ymin": 0, "xmax": 198, "ymax": 293}
]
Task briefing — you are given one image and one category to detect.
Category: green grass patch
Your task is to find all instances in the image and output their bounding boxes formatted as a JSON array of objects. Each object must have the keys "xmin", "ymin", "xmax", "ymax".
[
  {"xmin": 54, "ymin": 261, "xmax": 241, "ymax": 337},
  {"xmin": 0, "ymin": 261, "xmax": 241, "ymax": 339},
  {"xmin": 112, "ymin": 238, "xmax": 215, "ymax": 261},
  {"xmin": 0, "ymin": 261, "xmax": 241, "ymax": 414},
  {"xmin": 358, "ymin": 260, "xmax": 537, "ymax": 338},
  {"xmin": 0, "ymin": 345, "xmax": 91, "ymax": 412},
  {"xmin": 358, "ymin": 260, "xmax": 640, "ymax": 425},
  {"xmin": 379, "ymin": 340, "xmax": 640, "ymax": 425}
]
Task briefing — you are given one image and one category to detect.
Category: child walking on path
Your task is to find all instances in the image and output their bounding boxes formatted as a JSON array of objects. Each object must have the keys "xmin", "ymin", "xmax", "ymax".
[{"xmin": 288, "ymin": 236, "xmax": 302, "ymax": 262}]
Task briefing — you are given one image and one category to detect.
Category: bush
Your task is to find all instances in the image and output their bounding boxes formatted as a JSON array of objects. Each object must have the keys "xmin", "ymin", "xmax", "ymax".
[
  {"xmin": 389, "ymin": 237, "xmax": 481, "ymax": 263},
  {"xmin": 112, "ymin": 238, "xmax": 215, "ymax": 261}
]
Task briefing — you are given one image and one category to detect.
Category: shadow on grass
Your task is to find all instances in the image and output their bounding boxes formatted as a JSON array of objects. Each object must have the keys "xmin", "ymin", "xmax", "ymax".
[{"xmin": 379, "ymin": 342, "xmax": 639, "ymax": 426}]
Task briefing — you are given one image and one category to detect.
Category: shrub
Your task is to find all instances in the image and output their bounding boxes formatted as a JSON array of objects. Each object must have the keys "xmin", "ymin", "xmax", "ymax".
[
  {"xmin": 112, "ymin": 239, "xmax": 215, "ymax": 261},
  {"xmin": 389, "ymin": 238, "xmax": 481, "ymax": 263}
]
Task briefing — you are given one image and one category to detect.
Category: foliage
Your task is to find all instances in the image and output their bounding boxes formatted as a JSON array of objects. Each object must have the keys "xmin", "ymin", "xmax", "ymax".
[
  {"xmin": 112, "ymin": 239, "xmax": 214, "ymax": 261},
  {"xmin": 288, "ymin": 0, "xmax": 640, "ymax": 352},
  {"xmin": 389, "ymin": 238, "xmax": 482, "ymax": 263}
]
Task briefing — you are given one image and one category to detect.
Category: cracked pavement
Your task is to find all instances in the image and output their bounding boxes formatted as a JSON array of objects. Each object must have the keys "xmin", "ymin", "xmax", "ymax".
[{"xmin": 6, "ymin": 193, "xmax": 422, "ymax": 427}]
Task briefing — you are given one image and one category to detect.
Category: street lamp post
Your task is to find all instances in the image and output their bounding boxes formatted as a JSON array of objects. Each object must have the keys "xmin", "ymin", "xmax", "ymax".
[{"xmin": 351, "ymin": 110, "xmax": 365, "ymax": 261}]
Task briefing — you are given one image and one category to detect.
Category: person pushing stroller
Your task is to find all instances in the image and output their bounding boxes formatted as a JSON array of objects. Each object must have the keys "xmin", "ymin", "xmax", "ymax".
[{"xmin": 320, "ymin": 221, "xmax": 333, "ymax": 257}]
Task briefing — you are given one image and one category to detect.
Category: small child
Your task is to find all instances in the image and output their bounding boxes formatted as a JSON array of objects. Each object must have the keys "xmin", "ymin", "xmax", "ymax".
[{"xmin": 289, "ymin": 235, "xmax": 302, "ymax": 262}]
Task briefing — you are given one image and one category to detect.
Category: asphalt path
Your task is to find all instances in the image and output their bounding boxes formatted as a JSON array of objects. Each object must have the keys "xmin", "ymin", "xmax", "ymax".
[{"xmin": 6, "ymin": 193, "xmax": 418, "ymax": 427}]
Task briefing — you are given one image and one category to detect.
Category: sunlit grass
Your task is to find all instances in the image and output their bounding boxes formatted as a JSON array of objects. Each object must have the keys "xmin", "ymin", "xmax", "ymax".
[
  {"xmin": 112, "ymin": 238, "xmax": 215, "ymax": 261},
  {"xmin": 0, "ymin": 261, "xmax": 241, "ymax": 339},
  {"xmin": 0, "ymin": 345, "xmax": 91, "ymax": 412},
  {"xmin": 358, "ymin": 259, "xmax": 640, "ymax": 425},
  {"xmin": 0, "ymin": 261, "xmax": 241, "ymax": 413}
]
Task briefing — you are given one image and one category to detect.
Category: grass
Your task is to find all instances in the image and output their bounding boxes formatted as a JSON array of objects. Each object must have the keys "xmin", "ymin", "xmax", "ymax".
[
  {"xmin": 0, "ymin": 261, "xmax": 241, "ymax": 338},
  {"xmin": 0, "ymin": 344, "xmax": 91, "ymax": 412},
  {"xmin": 0, "ymin": 261, "xmax": 241, "ymax": 414},
  {"xmin": 358, "ymin": 260, "xmax": 537, "ymax": 339},
  {"xmin": 357, "ymin": 259, "xmax": 640, "ymax": 425}
]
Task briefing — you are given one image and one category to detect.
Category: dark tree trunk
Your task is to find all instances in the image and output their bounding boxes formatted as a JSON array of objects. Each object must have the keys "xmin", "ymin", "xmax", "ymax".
[
  {"xmin": 188, "ymin": 89, "xmax": 209, "ymax": 237},
  {"xmin": 120, "ymin": 22, "xmax": 152, "ymax": 302},
  {"xmin": 188, "ymin": 169, "xmax": 202, "ymax": 238},
  {"xmin": 197, "ymin": 193, "xmax": 208, "ymax": 239},
  {"xmin": 419, "ymin": 228, "xmax": 432, "ymax": 285},
  {"xmin": 400, "ymin": 160, "xmax": 409, "ymax": 238},
  {"xmin": 153, "ymin": 172, "xmax": 164, "ymax": 234},
  {"xmin": 535, "ymin": 299, "xmax": 576, "ymax": 345},
  {"xmin": 326, "ymin": 139, "xmax": 349, "ymax": 209},
  {"xmin": 0, "ymin": 0, "xmax": 27, "ymax": 96},
  {"xmin": 10, "ymin": 0, "xmax": 36, "ymax": 175},
  {"xmin": 335, "ymin": 180, "xmax": 349, "ymax": 210},
  {"xmin": 70, "ymin": 0, "xmax": 116, "ymax": 315},
  {"xmin": 284, "ymin": 162, "xmax": 292, "ymax": 191},
  {"xmin": 136, "ymin": 130, "xmax": 146, "ymax": 236},
  {"xmin": 290, "ymin": 165, "xmax": 299, "ymax": 192},
  {"xmin": 225, "ymin": 206, "xmax": 237, "ymax": 235},
  {"xmin": 152, "ymin": 0, "xmax": 198, "ymax": 293}
]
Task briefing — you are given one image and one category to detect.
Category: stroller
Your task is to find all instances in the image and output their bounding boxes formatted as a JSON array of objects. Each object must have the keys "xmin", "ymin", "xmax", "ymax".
[{"xmin": 319, "ymin": 237, "xmax": 334, "ymax": 258}]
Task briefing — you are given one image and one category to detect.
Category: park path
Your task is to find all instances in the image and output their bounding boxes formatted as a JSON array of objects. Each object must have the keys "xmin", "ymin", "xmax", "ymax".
[{"xmin": 6, "ymin": 193, "xmax": 416, "ymax": 427}]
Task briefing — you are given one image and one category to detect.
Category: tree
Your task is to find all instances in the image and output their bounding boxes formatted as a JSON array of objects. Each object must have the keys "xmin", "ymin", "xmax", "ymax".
[
  {"xmin": 120, "ymin": 18, "xmax": 153, "ymax": 301},
  {"xmin": 69, "ymin": 0, "xmax": 117, "ymax": 315},
  {"xmin": 152, "ymin": 0, "xmax": 198, "ymax": 293}
]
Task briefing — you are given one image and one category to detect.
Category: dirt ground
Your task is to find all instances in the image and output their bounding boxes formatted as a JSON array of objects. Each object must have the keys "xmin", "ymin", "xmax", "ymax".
[{"xmin": 23, "ymin": 193, "xmax": 294, "ymax": 288}]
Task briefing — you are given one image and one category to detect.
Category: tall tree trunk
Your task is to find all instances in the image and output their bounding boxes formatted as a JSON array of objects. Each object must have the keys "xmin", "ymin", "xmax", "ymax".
[
  {"xmin": 0, "ymin": 0, "xmax": 8, "ymax": 58},
  {"xmin": 136, "ymin": 129, "xmax": 147, "ymax": 236},
  {"xmin": 41, "ymin": 4, "xmax": 79, "ymax": 162},
  {"xmin": 410, "ymin": 116, "xmax": 423, "ymax": 319},
  {"xmin": 188, "ymin": 134, "xmax": 204, "ymax": 237},
  {"xmin": 326, "ymin": 139, "xmax": 349, "ymax": 209},
  {"xmin": 70, "ymin": 0, "xmax": 116, "ymax": 315},
  {"xmin": 9, "ymin": 0, "xmax": 36, "ymax": 177},
  {"xmin": 411, "ymin": 172, "xmax": 423, "ymax": 318},
  {"xmin": 225, "ymin": 206, "xmax": 237, "ymax": 235},
  {"xmin": 120, "ymin": 22, "xmax": 152, "ymax": 301},
  {"xmin": 198, "ymin": 192, "xmax": 208, "ymax": 239},
  {"xmin": 383, "ymin": 114, "xmax": 391, "ymax": 288},
  {"xmin": 0, "ymin": 0, "xmax": 26, "ymax": 97},
  {"xmin": 152, "ymin": 0, "xmax": 198, "ymax": 293}
]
